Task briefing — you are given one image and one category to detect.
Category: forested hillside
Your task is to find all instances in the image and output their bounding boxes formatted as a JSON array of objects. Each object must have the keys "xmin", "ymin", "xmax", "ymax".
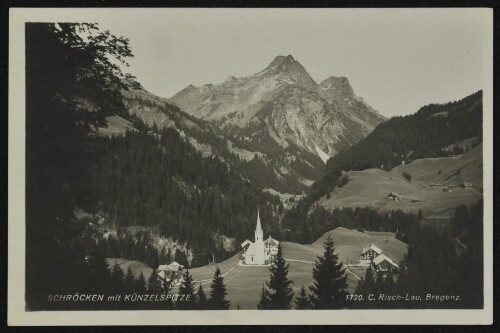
[
  {"xmin": 86, "ymin": 121, "xmax": 283, "ymax": 267},
  {"xmin": 319, "ymin": 91, "xmax": 482, "ymax": 195},
  {"xmin": 123, "ymin": 86, "xmax": 322, "ymax": 194},
  {"xmin": 283, "ymin": 91, "xmax": 483, "ymax": 233}
]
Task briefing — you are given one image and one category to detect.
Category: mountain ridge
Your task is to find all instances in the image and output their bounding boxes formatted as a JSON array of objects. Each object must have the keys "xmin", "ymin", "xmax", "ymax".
[{"xmin": 170, "ymin": 54, "xmax": 385, "ymax": 163}]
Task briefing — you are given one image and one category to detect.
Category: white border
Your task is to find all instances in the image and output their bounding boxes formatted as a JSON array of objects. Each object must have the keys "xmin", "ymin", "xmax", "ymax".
[{"xmin": 8, "ymin": 8, "xmax": 493, "ymax": 325}]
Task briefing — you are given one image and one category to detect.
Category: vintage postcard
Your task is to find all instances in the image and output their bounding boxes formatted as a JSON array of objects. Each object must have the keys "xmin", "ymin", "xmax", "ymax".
[{"xmin": 8, "ymin": 8, "xmax": 493, "ymax": 325}]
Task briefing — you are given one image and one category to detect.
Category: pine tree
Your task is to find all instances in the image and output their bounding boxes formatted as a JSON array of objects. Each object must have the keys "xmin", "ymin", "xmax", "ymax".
[
  {"xmin": 374, "ymin": 271, "xmax": 385, "ymax": 294},
  {"xmin": 83, "ymin": 255, "xmax": 111, "ymax": 294},
  {"xmin": 147, "ymin": 269, "xmax": 162, "ymax": 293},
  {"xmin": 257, "ymin": 285, "xmax": 270, "ymax": 310},
  {"xmin": 309, "ymin": 235, "xmax": 349, "ymax": 309},
  {"xmin": 195, "ymin": 284, "xmax": 208, "ymax": 310},
  {"xmin": 124, "ymin": 267, "xmax": 136, "ymax": 292},
  {"xmin": 353, "ymin": 267, "xmax": 376, "ymax": 309},
  {"xmin": 383, "ymin": 270, "xmax": 396, "ymax": 308},
  {"xmin": 208, "ymin": 267, "xmax": 230, "ymax": 310},
  {"xmin": 295, "ymin": 285, "xmax": 310, "ymax": 309},
  {"xmin": 135, "ymin": 270, "xmax": 147, "ymax": 293},
  {"xmin": 160, "ymin": 275, "xmax": 174, "ymax": 310},
  {"xmin": 177, "ymin": 270, "xmax": 196, "ymax": 310},
  {"xmin": 264, "ymin": 245, "xmax": 294, "ymax": 309},
  {"xmin": 110, "ymin": 262, "xmax": 125, "ymax": 293},
  {"xmin": 175, "ymin": 249, "xmax": 189, "ymax": 268}
]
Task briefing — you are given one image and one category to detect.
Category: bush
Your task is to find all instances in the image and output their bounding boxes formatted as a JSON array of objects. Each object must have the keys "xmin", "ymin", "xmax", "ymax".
[{"xmin": 402, "ymin": 172, "xmax": 412, "ymax": 182}]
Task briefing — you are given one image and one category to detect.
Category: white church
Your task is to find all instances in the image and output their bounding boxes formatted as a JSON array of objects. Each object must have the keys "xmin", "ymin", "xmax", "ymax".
[{"xmin": 240, "ymin": 209, "xmax": 279, "ymax": 266}]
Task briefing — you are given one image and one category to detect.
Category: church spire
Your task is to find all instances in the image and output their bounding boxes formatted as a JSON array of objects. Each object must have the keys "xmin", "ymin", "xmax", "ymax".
[{"xmin": 256, "ymin": 208, "xmax": 263, "ymax": 233}]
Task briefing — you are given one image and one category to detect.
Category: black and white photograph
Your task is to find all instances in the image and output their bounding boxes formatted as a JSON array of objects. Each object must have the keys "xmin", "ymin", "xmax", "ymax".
[{"xmin": 7, "ymin": 7, "xmax": 493, "ymax": 325}]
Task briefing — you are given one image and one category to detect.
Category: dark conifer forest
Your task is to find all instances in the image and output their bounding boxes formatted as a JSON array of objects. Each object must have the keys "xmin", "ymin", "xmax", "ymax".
[
  {"xmin": 84, "ymin": 123, "xmax": 282, "ymax": 267},
  {"xmin": 352, "ymin": 200, "xmax": 483, "ymax": 309}
]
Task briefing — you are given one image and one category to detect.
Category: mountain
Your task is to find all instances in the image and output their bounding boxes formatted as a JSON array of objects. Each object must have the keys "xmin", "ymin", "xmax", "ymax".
[
  {"xmin": 113, "ymin": 57, "xmax": 384, "ymax": 196},
  {"xmin": 171, "ymin": 55, "xmax": 385, "ymax": 171},
  {"xmin": 109, "ymin": 81, "xmax": 323, "ymax": 195}
]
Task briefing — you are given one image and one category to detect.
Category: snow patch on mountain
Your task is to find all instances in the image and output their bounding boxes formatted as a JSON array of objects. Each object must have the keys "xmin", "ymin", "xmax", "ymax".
[{"xmin": 315, "ymin": 145, "xmax": 330, "ymax": 163}]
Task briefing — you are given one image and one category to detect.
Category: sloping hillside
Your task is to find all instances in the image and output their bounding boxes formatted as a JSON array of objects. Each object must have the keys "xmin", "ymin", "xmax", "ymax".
[
  {"xmin": 97, "ymin": 115, "xmax": 136, "ymax": 136},
  {"xmin": 107, "ymin": 258, "xmax": 153, "ymax": 279},
  {"xmin": 391, "ymin": 142, "xmax": 482, "ymax": 186},
  {"xmin": 281, "ymin": 227, "xmax": 407, "ymax": 265},
  {"xmin": 308, "ymin": 91, "xmax": 482, "ymax": 202},
  {"xmin": 283, "ymin": 91, "xmax": 483, "ymax": 234},
  {"xmin": 317, "ymin": 144, "xmax": 482, "ymax": 219}
]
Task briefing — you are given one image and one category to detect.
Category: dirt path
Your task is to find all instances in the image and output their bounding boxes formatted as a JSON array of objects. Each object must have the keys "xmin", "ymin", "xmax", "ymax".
[
  {"xmin": 190, "ymin": 257, "xmax": 362, "ymax": 287},
  {"xmin": 193, "ymin": 263, "xmax": 240, "ymax": 285}
]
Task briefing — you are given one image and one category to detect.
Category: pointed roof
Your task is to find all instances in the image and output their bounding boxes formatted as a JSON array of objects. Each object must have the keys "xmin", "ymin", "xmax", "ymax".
[
  {"xmin": 361, "ymin": 244, "xmax": 382, "ymax": 255},
  {"xmin": 264, "ymin": 235, "xmax": 279, "ymax": 246},
  {"xmin": 241, "ymin": 239, "xmax": 252, "ymax": 248},
  {"xmin": 373, "ymin": 254, "xmax": 398, "ymax": 268},
  {"xmin": 243, "ymin": 242, "xmax": 256, "ymax": 256},
  {"xmin": 256, "ymin": 208, "xmax": 263, "ymax": 233}
]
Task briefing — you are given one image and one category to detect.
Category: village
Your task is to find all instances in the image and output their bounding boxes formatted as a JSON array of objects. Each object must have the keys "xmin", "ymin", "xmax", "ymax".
[
  {"xmin": 387, "ymin": 179, "xmax": 478, "ymax": 204},
  {"xmin": 147, "ymin": 209, "xmax": 402, "ymax": 293}
]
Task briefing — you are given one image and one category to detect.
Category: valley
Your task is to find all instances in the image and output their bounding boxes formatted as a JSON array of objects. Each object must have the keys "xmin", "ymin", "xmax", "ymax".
[{"xmin": 23, "ymin": 21, "xmax": 487, "ymax": 313}]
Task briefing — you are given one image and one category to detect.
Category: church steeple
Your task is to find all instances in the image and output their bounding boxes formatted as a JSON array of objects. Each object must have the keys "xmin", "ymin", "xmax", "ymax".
[
  {"xmin": 255, "ymin": 208, "xmax": 263, "ymax": 244},
  {"xmin": 256, "ymin": 208, "xmax": 263, "ymax": 233}
]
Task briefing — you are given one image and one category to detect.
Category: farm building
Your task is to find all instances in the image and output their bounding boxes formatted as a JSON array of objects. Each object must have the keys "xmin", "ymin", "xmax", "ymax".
[
  {"xmin": 158, "ymin": 261, "xmax": 185, "ymax": 282},
  {"xmin": 360, "ymin": 244, "xmax": 382, "ymax": 263},
  {"xmin": 459, "ymin": 181, "xmax": 473, "ymax": 189},
  {"xmin": 387, "ymin": 192, "xmax": 402, "ymax": 201},
  {"xmin": 264, "ymin": 235, "xmax": 279, "ymax": 257},
  {"xmin": 372, "ymin": 254, "xmax": 399, "ymax": 272}
]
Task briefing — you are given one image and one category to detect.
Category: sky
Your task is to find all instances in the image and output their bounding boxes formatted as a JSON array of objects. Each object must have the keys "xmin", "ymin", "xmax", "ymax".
[{"xmin": 88, "ymin": 8, "xmax": 488, "ymax": 118}]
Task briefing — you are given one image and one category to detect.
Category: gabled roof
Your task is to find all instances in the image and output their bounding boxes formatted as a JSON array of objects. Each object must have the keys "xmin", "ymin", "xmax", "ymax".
[
  {"xmin": 243, "ymin": 243, "xmax": 256, "ymax": 256},
  {"xmin": 264, "ymin": 236, "xmax": 279, "ymax": 246},
  {"xmin": 158, "ymin": 261, "xmax": 184, "ymax": 272},
  {"xmin": 373, "ymin": 254, "xmax": 398, "ymax": 268},
  {"xmin": 241, "ymin": 239, "xmax": 252, "ymax": 248},
  {"xmin": 170, "ymin": 261, "xmax": 183, "ymax": 268},
  {"xmin": 361, "ymin": 244, "xmax": 382, "ymax": 255}
]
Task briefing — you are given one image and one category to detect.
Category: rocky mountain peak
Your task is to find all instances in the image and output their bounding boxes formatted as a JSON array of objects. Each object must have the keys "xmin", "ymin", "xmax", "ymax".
[
  {"xmin": 170, "ymin": 55, "xmax": 385, "ymax": 162},
  {"xmin": 320, "ymin": 76, "xmax": 354, "ymax": 95},
  {"xmin": 265, "ymin": 55, "xmax": 316, "ymax": 86},
  {"xmin": 268, "ymin": 54, "xmax": 296, "ymax": 67}
]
